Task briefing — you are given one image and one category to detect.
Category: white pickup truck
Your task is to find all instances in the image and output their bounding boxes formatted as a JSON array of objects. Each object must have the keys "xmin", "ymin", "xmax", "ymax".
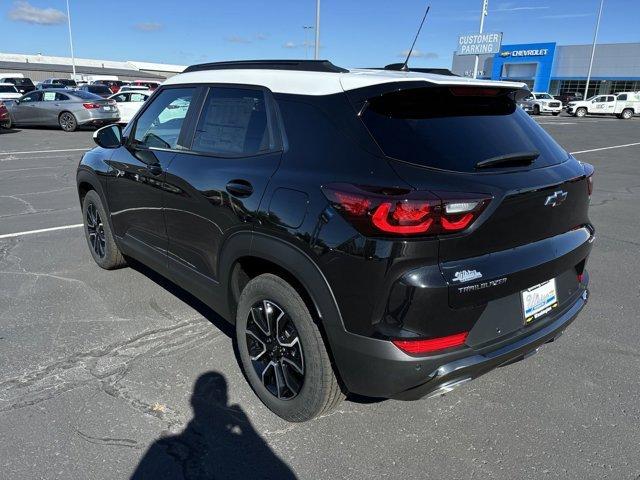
[{"xmin": 567, "ymin": 92, "xmax": 639, "ymax": 119}]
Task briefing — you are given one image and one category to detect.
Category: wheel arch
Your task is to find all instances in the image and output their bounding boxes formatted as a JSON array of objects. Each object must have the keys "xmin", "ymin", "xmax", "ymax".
[{"xmin": 220, "ymin": 232, "xmax": 344, "ymax": 332}]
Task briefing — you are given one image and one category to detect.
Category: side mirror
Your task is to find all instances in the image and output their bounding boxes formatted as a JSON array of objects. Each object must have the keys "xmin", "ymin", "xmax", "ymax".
[{"xmin": 93, "ymin": 124, "xmax": 123, "ymax": 149}]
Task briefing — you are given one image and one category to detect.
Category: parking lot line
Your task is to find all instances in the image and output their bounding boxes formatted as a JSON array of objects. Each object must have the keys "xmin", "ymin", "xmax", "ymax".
[
  {"xmin": 0, "ymin": 224, "xmax": 83, "ymax": 240},
  {"xmin": 0, "ymin": 148, "xmax": 89, "ymax": 155},
  {"xmin": 570, "ymin": 142, "xmax": 640, "ymax": 155}
]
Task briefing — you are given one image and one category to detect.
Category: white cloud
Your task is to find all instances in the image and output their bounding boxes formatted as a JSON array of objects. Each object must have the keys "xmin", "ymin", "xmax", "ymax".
[
  {"xmin": 494, "ymin": 5, "xmax": 550, "ymax": 12},
  {"xmin": 398, "ymin": 49, "xmax": 438, "ymax": 59},
  {"xmin": 7, "ymin": 1, "xmax": 66, "ymax": 26},
  {"xmin": 226, "ymin": 35, "xmax": 252, "ymax": 44},
  {"xmin": 541, "ymin": 13, "xmax": 593, "ymax": 19},
  {"xmin": 255, "ymin": 33, "xmax": 269, "ymax": 41},
  {"xmin": 282, "ymin": 41, "xmax": 298, "ymax": 49},
  {"xmin": 134, "ymin": 22, "xmax": 163, "ymax": 32}
]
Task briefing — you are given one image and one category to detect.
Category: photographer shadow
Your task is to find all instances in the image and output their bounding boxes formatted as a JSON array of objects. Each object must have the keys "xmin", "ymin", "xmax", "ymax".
[{"xmin": 131, "ymin": 372, "xmax": 297, "ymax": 480}]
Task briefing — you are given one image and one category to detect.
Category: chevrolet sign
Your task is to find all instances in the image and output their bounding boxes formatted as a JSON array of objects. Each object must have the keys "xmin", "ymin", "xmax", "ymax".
[
  {"xmin": 500, "ymin": 48, "xmax": 549, "ymax": 57},
  {"xmin": 457, "ymin": 32, "xmax": 503, "ymax": 56}
]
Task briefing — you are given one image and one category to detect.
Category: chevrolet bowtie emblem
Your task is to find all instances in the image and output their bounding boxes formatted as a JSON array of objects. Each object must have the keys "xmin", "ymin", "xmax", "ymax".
[{"xmin": 545, "ymin": 190, "xmax": 568, "ymax": 207}]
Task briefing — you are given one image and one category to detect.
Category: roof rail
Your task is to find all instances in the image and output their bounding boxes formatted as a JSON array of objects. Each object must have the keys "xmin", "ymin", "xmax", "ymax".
[
  {"xmin": 381, "ymin": 63, "xmax": 459, "ymax": 76},
  {"xmin": 183, "ymin": 60, "xmax": 348, "ymax": 74}
]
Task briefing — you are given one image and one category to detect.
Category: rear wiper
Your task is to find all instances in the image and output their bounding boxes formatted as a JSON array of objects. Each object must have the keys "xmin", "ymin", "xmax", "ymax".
[{"xmin": 475, "ymin": 151, "xmax": 540, "ymax": 169}]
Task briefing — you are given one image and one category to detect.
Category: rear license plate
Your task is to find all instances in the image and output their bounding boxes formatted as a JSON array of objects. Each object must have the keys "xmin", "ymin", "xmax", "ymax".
[
  {"xmin": 102, "ymin": 106, "xmax": 112, "ymax": 111},
  {"xmin": 521, "ymin": 279, "xmax": 558, "ymax": 325}
]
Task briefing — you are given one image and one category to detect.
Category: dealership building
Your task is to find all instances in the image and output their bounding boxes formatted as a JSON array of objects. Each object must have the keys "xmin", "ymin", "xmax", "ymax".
[
  {"xmin": 452, "ymin": 42, "xmax": 640, "ymax": 97},
  {"xmin": 0, "ymin": 52, "xmax": 185, "ymax": 83}
]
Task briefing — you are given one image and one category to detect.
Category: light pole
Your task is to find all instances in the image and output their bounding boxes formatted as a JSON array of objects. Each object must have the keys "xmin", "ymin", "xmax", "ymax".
[
  {"xmin": 65, "ymin": 0, "xmax": 76, "ymax": 79},
  {"xmin": 303, "ymin": 25, "xmax": 314, "ymax": 59},
  {"xmin": 472, "ymin": 0, "xmax": 489, "ymax": 79},
  {"xmin": 314, "ymin": 0, "xmax": 320, "ymax": 60},
  {"xmin": 584, "ymin": 0, "xmax": 604, "ymax": 99}
]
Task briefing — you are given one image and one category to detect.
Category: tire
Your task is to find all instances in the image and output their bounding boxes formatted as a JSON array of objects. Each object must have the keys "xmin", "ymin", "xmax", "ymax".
[
  {"xmin": 59, "ymin": 111, "xmax": 78, "ymax": 132},
  {"xmin": 82, "ymin": 190, "xmax": 126, "ymax": 269},
  {"xmin": 236, "ymin": 273, "xmax": 344, "ymax": 422},
  {"xmin": 575, "ymin": 107, "xmax": 587, "ymax": 118},
  {"xmin": 621, "ymin": 109, "xmax": 634, "ymax": 120},
  {"xmin": 533, "ymin": 105, "xmax": 540, "ymax": 115}
]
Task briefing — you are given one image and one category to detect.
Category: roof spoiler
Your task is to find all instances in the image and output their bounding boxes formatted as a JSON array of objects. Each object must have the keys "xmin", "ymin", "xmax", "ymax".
[{"xmin": 382, "ymin": 63, "xmax": 459, "ymax": 76}]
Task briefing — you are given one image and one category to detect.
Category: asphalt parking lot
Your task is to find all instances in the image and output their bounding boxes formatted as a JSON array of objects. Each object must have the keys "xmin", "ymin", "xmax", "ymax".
[{"xmin": 1, "ymin": 115, "xmax": 639, "ymax": 480}]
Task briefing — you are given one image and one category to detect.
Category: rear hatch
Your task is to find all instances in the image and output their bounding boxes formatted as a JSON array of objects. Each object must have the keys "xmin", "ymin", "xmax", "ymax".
[{"xmin": 354, "ymin": 83, "xmax": 593, "ymax": 309}]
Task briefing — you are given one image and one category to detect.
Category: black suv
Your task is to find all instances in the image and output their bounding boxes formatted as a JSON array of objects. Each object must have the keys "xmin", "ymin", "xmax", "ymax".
[{"xmin": 77, "ymin": 60, "xmax": 594, "ymax": 422}]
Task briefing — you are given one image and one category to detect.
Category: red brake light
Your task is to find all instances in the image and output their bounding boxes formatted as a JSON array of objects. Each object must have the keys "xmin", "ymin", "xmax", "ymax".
[
  {"xmin": 372, "ymin": 202, "xmax": 434, "ymax": 234},
  {"xmin": 322, "ymin": 184, "xmax": 491, "ymax": 237},
  {"xmin": 82, "ymin": 102, "xmax": 101, "ymax": 109},
  {"xmin": 392, "ymin": 332, "xmax": 469, "ymax": 355}
]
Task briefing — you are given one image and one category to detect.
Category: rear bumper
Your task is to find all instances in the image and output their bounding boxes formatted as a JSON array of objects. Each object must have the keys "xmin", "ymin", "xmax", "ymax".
[{"xmin": 327, "ymin": 278, "xmax": 589, "ymax": 400}]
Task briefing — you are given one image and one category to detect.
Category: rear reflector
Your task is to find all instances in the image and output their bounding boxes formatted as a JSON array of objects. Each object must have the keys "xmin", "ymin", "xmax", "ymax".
[{"xmin": 392, "ymin": 332, "xmax": 469, "ymax": 355}]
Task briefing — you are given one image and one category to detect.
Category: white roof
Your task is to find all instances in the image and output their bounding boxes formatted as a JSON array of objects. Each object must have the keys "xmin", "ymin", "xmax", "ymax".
[{"xmin": 164, "ymin": 67, "xmax": 527, "ymax": 96}]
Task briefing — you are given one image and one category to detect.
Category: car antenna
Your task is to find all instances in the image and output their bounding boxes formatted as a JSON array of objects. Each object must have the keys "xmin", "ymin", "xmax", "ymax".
[{"xmin": 400, "ymin": 4, "xmax": 431, "ymax": 72}]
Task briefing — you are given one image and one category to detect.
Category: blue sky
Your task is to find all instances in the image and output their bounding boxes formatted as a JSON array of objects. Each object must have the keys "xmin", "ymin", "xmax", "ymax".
[{"xmin": 1, "ymin": 0, "xmax": 638, "ymax": 68}]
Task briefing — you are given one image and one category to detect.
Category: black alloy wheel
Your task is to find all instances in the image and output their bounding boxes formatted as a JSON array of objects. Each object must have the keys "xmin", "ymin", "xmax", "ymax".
[
  {"xmin": 245, "ymin": 299, "xmax": 305, "ymax": 400},
  {"xmin": 85, "ymin": 202, "xmax": 106, "ymax": 258}
]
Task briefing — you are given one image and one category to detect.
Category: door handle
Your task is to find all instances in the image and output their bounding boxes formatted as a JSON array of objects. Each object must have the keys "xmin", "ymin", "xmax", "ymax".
[
  {"xmin": 146, "ymin": 163, "xmax": 162, "ymax": 176},
  {"xmin": 226, "ymin": 180, "xmax": 253, "ymax": 198}
]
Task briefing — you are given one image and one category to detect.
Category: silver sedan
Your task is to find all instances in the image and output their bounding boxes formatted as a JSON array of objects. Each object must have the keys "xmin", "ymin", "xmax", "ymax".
[{"xmin": 8, "ymin": 89, "xmax": 120, "ymax": 131}]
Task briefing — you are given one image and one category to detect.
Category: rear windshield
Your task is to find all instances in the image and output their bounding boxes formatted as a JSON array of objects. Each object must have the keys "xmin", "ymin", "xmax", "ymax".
[
  {"xmin": 6, "ymin": 78, "xmax": 34, "ymax": 87},
  {"xmin": 55, "ymin": 79, "xmax": 77, "ymax": 87},
  {"xmin": 360, "ymin": 86, "xmax": 568, "ymax": 173},
  {"xmin": 88, "ymin": 85, "xmax": 111, "ymax": 94},
  {"xmin": 70, "ymin": 90, "xmax": 103, "ymax": 100}
]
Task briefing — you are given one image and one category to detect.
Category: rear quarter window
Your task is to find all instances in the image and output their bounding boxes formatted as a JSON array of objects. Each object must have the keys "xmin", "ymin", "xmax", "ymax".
[{"xmin": 360, "ymin": 86, "xmax": 568, "ymax": 173}]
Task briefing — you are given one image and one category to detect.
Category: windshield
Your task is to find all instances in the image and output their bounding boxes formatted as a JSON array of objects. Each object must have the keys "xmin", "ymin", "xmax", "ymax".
[
  {"xmin": 360, "ymin": 86, "xmax": 568, "ymax": 173},
  {"xmin": 70, "ymin": 90, "xmax": 103, "ymax": 100},
  {"xmin": 0, "ymin": 85, "xmax": 17, "ymax": 93},
  {"xmin": 88, "ymin": 85, "xmax": 111, "ymax": 94}
]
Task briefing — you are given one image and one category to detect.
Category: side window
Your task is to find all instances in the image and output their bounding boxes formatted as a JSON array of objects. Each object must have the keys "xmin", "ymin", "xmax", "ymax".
[
  {"xmin": 113, "ymin": 93, "xmax": 128, "ymax": 102},
  {"xmin": 617, "ymin": 94, "xmax": 627, "ymax": 101},
  {"xmin": 595, "ymin": 96, "xmax": 606, "ymax": 103},
  {"xmin": 43, "ymin": 91, "xmax": 57, "ymax": 101},
  {"xmin": 192, "ymin": 87, "xmax": 273, "ymax": 156},
  {"xmin": 130, "ymin": 93, "xmax": 146, "ymax": 102},
  {"xmin": 55, "ymin": 93, "xmax": 70, "ymax": 101},
  {"xmin": 607, "ymin": 96, "xmax": 615, "ymax": 102},
  {"xmin": 132, "ymin": 87, "xmax": 195, "ymax": 150},
  {"xmin": 21, "ymin": 91, "xmax": 42, "ymax": 102}
]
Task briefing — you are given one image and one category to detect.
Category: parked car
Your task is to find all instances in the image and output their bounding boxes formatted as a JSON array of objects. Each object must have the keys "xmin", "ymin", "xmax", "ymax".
[
  {"xmin": 91, "ymin": 80, "xmax": 126, "ymax": 94},
  {"xmin": 0, "ymin": 83, "xmax": 22, "ymax": 101},
  {"xmin": 36, "ymin": 83, "xmax": 68, "ymax": 90},
  {"xmin": 109, "ymin": 91, "xmax": 149, "ymax": 123},
  {"xmin": 0, "ymin": 75, "xmax": 35, "ymax": 94},
  {"xmin": 42, "ymin": 78, "xmax": 78, "ymax": 88},
  {"xmin": 79, "ymin": 84, "xmax": 113, "ymax": 98},
  {"xmin": 9, "ymin": 89, "xmax": 120, "ymax": 131},
  {"xmin": 567, "ymin": 92, "xmax": 639, "ymax": 119},
  {"xmin": 79, "ymin": 60, "xmax": 593, "ymax": 422},
  {"xmin": 0, "ymin": 101, "xmax": 11, "ymax": 129},
  {"xmin": 519, "ymin": 92, "xmax": 562, "ymax": 115},
  {"xmin": 555, "ymin": 91, "xmax": 583, "ymax": 105},
  {"xmin": 132, "ymin": 80, "xmax": 161, "ymax": 91}
]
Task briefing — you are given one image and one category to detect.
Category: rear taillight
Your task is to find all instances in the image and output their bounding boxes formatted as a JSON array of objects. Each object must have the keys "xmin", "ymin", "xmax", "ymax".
[
  {"xmin": 582, "ymin": 162, "xmax": 595, "ymax": 196},
  {"xmin": 392, "ymin": 331, "xmax": 469, "ymax": 355},
  {"xmin": 82, "ymin": 102, "xmax": 101, "ymax": 109},
  {"xmin": 322, "ymin": 183, "xmax": 491, "ymax": 237}
]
